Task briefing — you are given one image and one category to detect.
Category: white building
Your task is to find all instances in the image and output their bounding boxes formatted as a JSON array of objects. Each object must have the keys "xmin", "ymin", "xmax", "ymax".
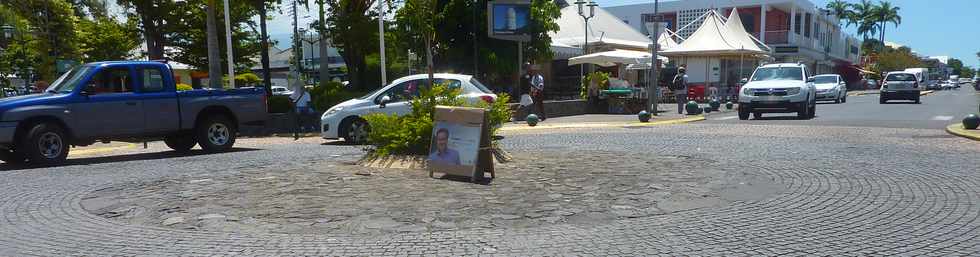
[{"xmin": 606, "ymin": 0, "xmax": 862, "ymax": 75}]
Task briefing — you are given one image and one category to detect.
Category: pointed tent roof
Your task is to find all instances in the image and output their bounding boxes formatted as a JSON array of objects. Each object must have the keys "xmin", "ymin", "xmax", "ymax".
[
  {"xmin": 724, "ymin": 8, "xmax": 769, "ymax": 53},
  {"xmin": 550, "ymin": 6, "xmax": 652, "ymax": 50},
  {"xmin": 656, "ymin": 28, "xmax": 679, "ymax": 50},
  {"xmin": 660, "ymin": 10, "xmax": 769, "ymax": 57}
]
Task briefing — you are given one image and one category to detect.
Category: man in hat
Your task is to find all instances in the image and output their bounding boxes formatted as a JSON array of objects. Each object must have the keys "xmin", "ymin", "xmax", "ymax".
[
  {"xmin": 670, "ymin": 66, "xmax": 689, "ymax": 114},
  {"xmin": 527, "ymin": 64, "xmax": 546, "ymax": 121}
]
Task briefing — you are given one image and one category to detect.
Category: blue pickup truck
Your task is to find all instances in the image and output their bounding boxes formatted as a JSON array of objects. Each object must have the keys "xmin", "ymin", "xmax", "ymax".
[{"xmin": 0, "ymin": 61, "xmax": 267, "ymax": 164}]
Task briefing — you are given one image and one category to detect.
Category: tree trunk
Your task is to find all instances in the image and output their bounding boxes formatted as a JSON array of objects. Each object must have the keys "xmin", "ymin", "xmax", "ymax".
[
  {"xmin": 426, "ymin": 38, "xmax": 434, "ymax": 85},
  {"xmin": 138, "ymin": 3, "xmax": 165, "ymax": 60},
  {"xmin": 258, "ymin": 2, "xmax": 272, "ymax": 97},
  {"xmin": 318, "ymin": 0, "xmax": 330, "ymax": 88},
  {"xmin": 206, "ymin": 0, "xmax": 223, "ymax": 89}
]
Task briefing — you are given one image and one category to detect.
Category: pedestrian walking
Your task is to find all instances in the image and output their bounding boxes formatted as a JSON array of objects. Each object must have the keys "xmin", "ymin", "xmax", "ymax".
[
  {"xmin": 527, "ymin": 64, "xmax": 547, "ymax": 121},
  {"xmin": 670, "ymin": 66, "xmax": 689, "ymax": 114}
]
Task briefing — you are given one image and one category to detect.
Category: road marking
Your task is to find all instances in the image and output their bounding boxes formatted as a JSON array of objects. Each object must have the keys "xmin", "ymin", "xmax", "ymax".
[
  {"xmin": 931, "ymin": 116, "xmax": 954, "ymax": 121},
  {"xmin": 716, "ymin": 116, "xmax": 738, "ymax": 120}
]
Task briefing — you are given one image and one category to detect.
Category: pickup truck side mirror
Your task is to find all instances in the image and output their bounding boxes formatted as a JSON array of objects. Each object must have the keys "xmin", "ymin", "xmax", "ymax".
[
  {"xmin": 378, "ymin": 95, "xmax": 391, "ymax": 108},
  {"xmin": 740, "ymin": 78, "xmax": 748, "ymax": 84}
]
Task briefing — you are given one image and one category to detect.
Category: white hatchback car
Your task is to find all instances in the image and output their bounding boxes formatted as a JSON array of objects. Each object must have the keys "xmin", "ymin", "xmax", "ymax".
[
  {"xmin": 320, "ymin": 73, "xmax": 497, "ymax": 144},
  {"xmin": 738, "ymin": 63, "xmax": 817, "ymax": 120},
  {"xmin": 811, "ymin": 74, "xmax": 847, "ymax": 103}
]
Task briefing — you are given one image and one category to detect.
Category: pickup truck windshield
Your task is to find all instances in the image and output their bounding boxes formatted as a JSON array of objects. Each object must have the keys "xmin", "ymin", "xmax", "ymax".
[
  {"xmin": 48, "ymin": 66, "xmax": 92, "ymax": 93},
  {"xmin": 812, "ymin": 76, "xmax": 837, "ymax": 84},
  {"xmin": 751, "ymin": 67, "xmax": 803, "ymax": 81}
]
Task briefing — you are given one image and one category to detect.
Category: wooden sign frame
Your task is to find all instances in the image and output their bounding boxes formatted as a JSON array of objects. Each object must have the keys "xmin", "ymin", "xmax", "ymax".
[{"xmin": 428, "ymin": 106, "xmax": 495, "ymax": 182}]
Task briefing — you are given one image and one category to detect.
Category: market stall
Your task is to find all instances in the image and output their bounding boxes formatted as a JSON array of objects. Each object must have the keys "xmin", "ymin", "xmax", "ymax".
[
  {"xmin": 659, "ymin": 8, "xmax": 770, "ymax": 101},
  {"xmin": 568, "ymin": 49, "xmax": 667, "ymax": 113}
]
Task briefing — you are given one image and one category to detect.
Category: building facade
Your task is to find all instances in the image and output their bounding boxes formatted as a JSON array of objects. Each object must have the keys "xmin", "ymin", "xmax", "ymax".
[{"xmin": 606, "ymin": 0, "xmax": 862, "ymax": 75}]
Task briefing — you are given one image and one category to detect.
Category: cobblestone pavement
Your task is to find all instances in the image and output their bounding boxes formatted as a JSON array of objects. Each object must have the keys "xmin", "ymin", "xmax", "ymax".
[{"xmin": 2, "ymin": 124, "xmax": 980, "ymax": 255}]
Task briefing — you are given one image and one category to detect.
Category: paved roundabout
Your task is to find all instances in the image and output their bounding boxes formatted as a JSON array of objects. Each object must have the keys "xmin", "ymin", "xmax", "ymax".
[{"xmin": 1, "ymin": 124, "xmax": 979, "ymax": 256}]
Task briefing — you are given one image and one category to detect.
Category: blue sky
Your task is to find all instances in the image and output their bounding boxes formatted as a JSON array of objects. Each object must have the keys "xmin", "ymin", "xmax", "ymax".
[
  {"xmin": 597, "ymin": 0, "xmax": 980, "ymax": 68},
  {"xmin": 260, "ymin": 0, "xmax": 979, "ymax": 68}
]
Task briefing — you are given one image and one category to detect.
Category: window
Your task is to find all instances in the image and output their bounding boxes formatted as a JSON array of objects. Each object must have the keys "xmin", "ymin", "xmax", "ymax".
[
  {"xmin": 804, "ymin": 13, "xmax": 812, "ymax": 38},
  {"xmin": 885, "ymin": 73, "xmax": 916, "ymax": 82},
  {"xmin": 469, "ymin": 78, "xmax": 494, "ymax": 94},
  {"xmin": 86, "ymin": 67, "xmax": 132, "ymax": 94},
  {"xmin": 49, "ymin": 66, "xmax": 92, "ymax": 93},
  {"xmin": 379, "ymin": 79, "xmax": 425, "ymax": 103},
  {"xmin": 432, "ymin": 79, "xmax": 462, "ymax": 90},
  {"xmin": 140, "ymin": 68, "xmax": 165, "ymax": 92},
  {"xmin": 751, "ymin": 67, "xmax": 804, "ymax": 81},
  {"xmin": 813, "ymin": 76, "xmax": 838, "ymax": 84}
]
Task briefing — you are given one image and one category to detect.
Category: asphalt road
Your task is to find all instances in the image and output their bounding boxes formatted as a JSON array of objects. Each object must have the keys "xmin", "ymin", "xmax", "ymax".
[{"xmin": 705, "ymin": 86, "xmax": 980, "ymax": 129}]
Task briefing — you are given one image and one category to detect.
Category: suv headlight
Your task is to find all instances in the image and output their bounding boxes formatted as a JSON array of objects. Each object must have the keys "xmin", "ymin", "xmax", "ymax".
[
  {"xmin": 741, "ymin": 87, "xmax": 753, "ymax": 95},
  {"xmin": 785, "ymin": 87, "xmax": 801, "ymax": 95}
]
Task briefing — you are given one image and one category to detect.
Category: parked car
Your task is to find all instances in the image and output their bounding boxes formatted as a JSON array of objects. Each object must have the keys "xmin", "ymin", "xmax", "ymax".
[
  {"xmin": 271, "ymin": 86, "xmax": 293, "ymax": 96},
  {"xmin": 811, "ymin": 74, "xmax": 847, "ymax": 103},
  {"xmin": 866, "ymin": 79, "xmax": 879, "ymax": 90},
  {"xmin": 880, "ymin": 72, "xmax": 921, "ymax": 104},
  {"xmin": 0, "ymin": 61, "xmax": 267, "ymax": 164},
  {"xmin": 737, "ymin": 63, "xmax": 817, "ymax": 120},
  {"xmin": 320, "ymin": 73, "xmax": 497, "ymax": 144}
]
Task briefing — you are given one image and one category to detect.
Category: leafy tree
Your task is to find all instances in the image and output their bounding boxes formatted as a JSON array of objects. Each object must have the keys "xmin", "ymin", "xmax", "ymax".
[
  {"xmin": 168, "ymin": 0, "xmax": 262, "ymax": 72},
  {"xmin": 399, "ymin": 0, "xmax": 439, "ymax": 85},
  {"xmin": 68, "ymin": 0, "xmax": 108, "ymax": 18},
  {"xmin": 947, "ymin": 58, "xmax": 975, "ymax": 78},
  {"xmin": 4, "ymin": 0, "xmax": 81, "ymax": 81},
  {"xmin": 77, "ymin": 17, "xmax": 141, "ymax": 62},
  {"xmin": 0, "ymin": 5, "xmax": 43, "ymax": 90},
  {"xmin": 876, "ymin": 46, "xmax": 921, "ymax": 72},
  {"xmin": 323, "ymin": 0, "xmax": 381, "ymax": 91},
  {"xmin": 116, "ymin": 0, "xmax": 176, "ymax": 60},
  {"xmin": 873, "ymin": 1, "xmax": 900, "ymax": 52}
]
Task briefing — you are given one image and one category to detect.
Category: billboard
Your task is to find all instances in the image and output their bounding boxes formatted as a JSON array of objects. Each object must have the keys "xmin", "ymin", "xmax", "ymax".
[{"xmin": 487, "ymin": 0, "xmax": 532, "ymax": 41}]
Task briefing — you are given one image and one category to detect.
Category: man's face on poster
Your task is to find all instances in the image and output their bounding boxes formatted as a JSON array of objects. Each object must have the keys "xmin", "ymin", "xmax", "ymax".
[{"xmin": 436, "ymin": 130, "xmax": 449, "ymax": 152}]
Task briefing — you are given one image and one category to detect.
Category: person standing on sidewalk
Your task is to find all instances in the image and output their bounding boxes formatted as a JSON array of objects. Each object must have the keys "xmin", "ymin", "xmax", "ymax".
[
  {"xmin": 670, "ymin": 66, "xmax": 689, "ymax": 114},
  {"xmin": 528, "ymin": 64, "xmax": 547, "ymax": 121}
]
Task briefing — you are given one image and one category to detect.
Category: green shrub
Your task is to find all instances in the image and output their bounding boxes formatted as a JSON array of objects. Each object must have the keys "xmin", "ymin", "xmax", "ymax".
[
  {"xmin": 176, "ymin": 83, "xmax": 193, "ymax": 91},
  {"xmin": 364, "ymin": 84, "xmax": 511, "ymax": 157},
  {"xmin": 310, "ymin": 81, "xmax": 366, "ymax": 112},
  {"xmin": 580, "ymin": 71, "xmax": 610, "ymax": 99},
  {"xmin": 268, "ymin": 95, "xmax": 292, "ymax": 113}
]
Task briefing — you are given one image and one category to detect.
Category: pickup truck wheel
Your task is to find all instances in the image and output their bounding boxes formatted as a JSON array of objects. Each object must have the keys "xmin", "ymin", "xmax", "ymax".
[
  {"xmin": 20, "ymin": 123, "xmax": 69, "ymax": 165},
  {"xmin": 196, "ymin": 116, "xmax": 236, "ymax": 152},
  {"xmin": 0, "ymin": 149, "xmax": 26, "ymax": 164},
  {"xmin": 164, "ymin": 135, "xmax": 197, "ymax": 152}
]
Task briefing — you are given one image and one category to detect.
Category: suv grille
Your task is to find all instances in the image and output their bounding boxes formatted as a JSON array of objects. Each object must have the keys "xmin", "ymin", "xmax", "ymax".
[{"xmin": 753, "ymin": 89, "xmax": 788, "ymax": 96}]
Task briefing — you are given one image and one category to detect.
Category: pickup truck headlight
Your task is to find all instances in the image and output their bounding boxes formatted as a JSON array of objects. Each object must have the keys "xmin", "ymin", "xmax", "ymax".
[{"xmin": 785, "ymin": 87, "xmax": 801, "ymax": 95}]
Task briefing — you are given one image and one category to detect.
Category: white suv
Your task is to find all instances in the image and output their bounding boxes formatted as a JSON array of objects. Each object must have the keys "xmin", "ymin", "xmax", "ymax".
[{"xmin": 738, "ymin": 63, "xmax": 817, "ymax": 120}]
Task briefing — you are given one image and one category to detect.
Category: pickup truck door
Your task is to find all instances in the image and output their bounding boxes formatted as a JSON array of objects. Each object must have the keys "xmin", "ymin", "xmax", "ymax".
[
  {"xmin": 135, "ymin": 66, "xmax": 180, "ymax": 133},
  {"xmin": 71, "ymin": 66, "xmax": 145, "ymax": 138}
]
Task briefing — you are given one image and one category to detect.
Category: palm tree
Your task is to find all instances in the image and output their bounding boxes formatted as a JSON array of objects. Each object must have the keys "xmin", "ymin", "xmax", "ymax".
[
  {"xmin": 874, "ymin": 1, "xmax": 901, "ymax": 52},
  {"xmin": 850, "ymin": 0, "xmax": 878, "ymax": 41},
  {"xmin": 825, "ymin": 0, "xmax": 853, "ymax": 27}
]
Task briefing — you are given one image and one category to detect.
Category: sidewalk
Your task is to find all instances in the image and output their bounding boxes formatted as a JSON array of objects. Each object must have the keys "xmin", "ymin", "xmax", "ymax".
[{"xmin": 502, "ymin": 103, "xmax": 723, "ymax": 132}]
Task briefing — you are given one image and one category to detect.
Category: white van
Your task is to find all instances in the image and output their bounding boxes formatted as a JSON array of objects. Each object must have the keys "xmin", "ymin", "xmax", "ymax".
[{"xmin": 903, "ymin": 68, "xmax": 930, "ymax": 89}]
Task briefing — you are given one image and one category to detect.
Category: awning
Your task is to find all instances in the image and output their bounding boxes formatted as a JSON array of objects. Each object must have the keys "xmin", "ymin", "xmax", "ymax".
[{"xmin": 568, "ymin": 49, "xmax": 668, "ymax": 67}]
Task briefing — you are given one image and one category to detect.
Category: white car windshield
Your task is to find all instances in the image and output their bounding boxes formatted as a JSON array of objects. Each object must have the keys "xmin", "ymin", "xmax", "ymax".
[
  {"xmin": 812, "ymin": 76, "xmax": 838, "ymax": 84},
  {"xmin": 886, "ymin": 73, "xmax": 916, "ymax": 81},
  {"xmin": 751, "ymin": 67, "xmax": 803, "ymax": 81}
]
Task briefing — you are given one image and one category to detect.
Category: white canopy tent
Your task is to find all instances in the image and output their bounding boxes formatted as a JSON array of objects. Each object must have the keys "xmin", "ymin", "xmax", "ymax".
[
  {"xmin": 567, "ymin": 49, "xmax": 667, "ymax": 67},
  {"xmin": 550, "ymin": 6, "xmax": 653, "ymax": 52}
]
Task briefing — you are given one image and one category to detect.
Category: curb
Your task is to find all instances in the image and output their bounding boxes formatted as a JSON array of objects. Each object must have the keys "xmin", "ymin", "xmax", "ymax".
[
  {"xmin": 946, "ymin": 123, "xmax": 980, "ymax": 141},
  {"xmin": 500, "ymin": 115, "xmax": 706, "ymax": 132},
  {"xmin": 69, "ymin": 143, "xmax": 138, "ymax": 157}
]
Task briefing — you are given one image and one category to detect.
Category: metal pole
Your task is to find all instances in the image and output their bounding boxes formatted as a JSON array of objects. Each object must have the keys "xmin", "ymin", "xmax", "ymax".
[
  {"xmin": 378, "ymin": 0, "xmax": 387, "ymax": 86},
  {"xmin": 516, "ymin": 41, "xmax": 522, "ymax": 97},
  {"xmin": 473, "ymin": 0, "xmax": 478, "ymax": 77},
  {"xmin": 646, "ymin": 0, "xmax": 659, "ymax": 113},
  {"xmin": 223, "ymin": 0, "xmax": 235, "ymax": 88}
]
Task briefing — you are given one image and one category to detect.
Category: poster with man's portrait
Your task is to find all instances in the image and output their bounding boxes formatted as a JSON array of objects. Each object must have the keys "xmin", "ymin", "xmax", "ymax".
[{"xmin": 428, "ymin": 106, "xmax": 486, "ymax": 179}]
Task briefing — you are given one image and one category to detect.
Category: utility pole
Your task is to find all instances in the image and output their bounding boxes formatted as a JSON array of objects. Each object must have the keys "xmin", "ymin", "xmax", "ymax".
[
  {"xmin": 646, "ymin": 0, "xmax": 659, "ymax": 114},
  {"xmin": 223, "ymin": 0, "xmax": 235, "ymax": 88},
  {"xmin": 318, "ymin": 0, "xmax": 329, "ymax": 86},
  {"xmin": 378, "ymin": 0, "xmax": 387, "ymax": 86}
]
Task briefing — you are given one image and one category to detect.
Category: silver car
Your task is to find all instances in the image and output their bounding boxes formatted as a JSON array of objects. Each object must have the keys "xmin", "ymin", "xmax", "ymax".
[{"xmin": 880, "ymin": 72, "xmax": 921, "ymax": 104}]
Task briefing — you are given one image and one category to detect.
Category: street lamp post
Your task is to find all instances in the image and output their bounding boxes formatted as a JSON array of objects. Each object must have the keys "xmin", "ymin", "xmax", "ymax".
[
  {"xmin": 575, "ymin": 0, "xmax": 597, "ymax": 79},
  {"xmin": 646, "ymin": 0, "xmax": 659, "ymax": 114}
]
